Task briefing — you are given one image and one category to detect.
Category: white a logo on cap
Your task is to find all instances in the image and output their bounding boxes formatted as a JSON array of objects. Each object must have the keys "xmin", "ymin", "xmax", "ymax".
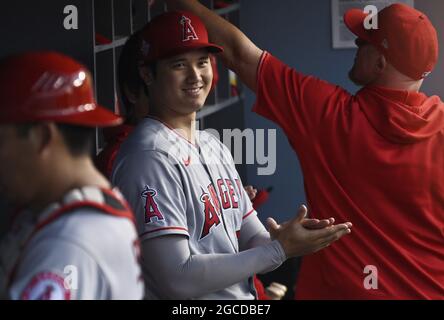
[{"xmin": 181, "ymin": 16, "xmax": 198, "ymax": 42}]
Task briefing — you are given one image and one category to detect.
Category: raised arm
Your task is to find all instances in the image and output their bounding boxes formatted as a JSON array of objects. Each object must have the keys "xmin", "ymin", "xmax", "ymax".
[{"xmin": 165, "ymin": 0, "xmax": 263, "ymax": 91}]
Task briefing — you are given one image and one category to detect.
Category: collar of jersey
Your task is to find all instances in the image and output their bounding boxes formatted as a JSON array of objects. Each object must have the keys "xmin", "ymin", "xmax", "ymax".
[{"xmin": 145, "ymin": 116, "xmax": 199, "ymax": 148}]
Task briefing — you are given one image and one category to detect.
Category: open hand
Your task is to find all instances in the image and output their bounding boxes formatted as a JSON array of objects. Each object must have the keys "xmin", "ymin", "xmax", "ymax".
[
  {"xmin": 265, "ymin": 282, "xmax": 287, "ymax": 300},
  {"xmin": 244, "ymin": 185, "xmax": 257, "ymax": 201},
  {"xmin": 267, "ymin": 205, "xmax": 352, "ymax": 258}
]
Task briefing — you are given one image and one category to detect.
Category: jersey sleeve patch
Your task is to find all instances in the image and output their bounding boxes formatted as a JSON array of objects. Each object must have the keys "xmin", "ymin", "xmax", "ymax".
[
  {"xmin": 141, "ymin": 185, "xmax": 164, "ymax": 224},
  {"xmin": 21, "ymin": 272, "xmax": 70, "ymax": 300}
]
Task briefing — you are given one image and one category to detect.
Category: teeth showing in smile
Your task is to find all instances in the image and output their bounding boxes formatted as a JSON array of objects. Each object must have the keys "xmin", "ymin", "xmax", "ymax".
[{"xmin": 184, "ymin": 87, "xmax": 202, "ymax": 94}]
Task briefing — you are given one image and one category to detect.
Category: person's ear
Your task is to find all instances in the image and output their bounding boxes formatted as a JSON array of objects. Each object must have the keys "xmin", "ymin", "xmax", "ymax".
[
  {"xmin": 29, "ymin": 123, "xmax": 54, "ymax": 156},
  {"xmin": 375, "ymin": 54, "xmax": 387, "ymax": 75},
  {"xmin": 138, "ymin": 63, "xmax": 154, "ymax": 87},
  {"xmin": 123, "ymin": 84, "xmax": 138, "ymax": 104}
]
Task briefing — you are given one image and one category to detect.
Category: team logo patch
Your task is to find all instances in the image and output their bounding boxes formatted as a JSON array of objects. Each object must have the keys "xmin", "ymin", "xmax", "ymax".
[
  {"xmin": 141, "ymin": 186, "xmax": 164, "ymax": 224},
  {"xmin": 180, "ymin": 15, "xmax": 198, "ymax": 42},
  {"xmin": 21, "ymin": 272, "xmax": 70, "ymax": 300},
  {"xmin": 199, "ymin": 188, "xmax": 221, "ymax": 239}
]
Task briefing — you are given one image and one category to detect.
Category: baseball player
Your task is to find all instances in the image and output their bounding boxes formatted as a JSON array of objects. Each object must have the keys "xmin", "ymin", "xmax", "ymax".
[
  {"xmin": 166, "ymin": 1, "xmax": 444, "ymax": 299},
  {"xmin": 95, "ymin": 28, "xmax": 286, "ymax": 300},
  {"xmin": 95, "ymin": 29, "xmax": 149, "ymax": 178},
  {"xmin": 112, "ymin": 11, "xmax": 352, "ymax": 300},
  {"xmin": 0, "ymin": 52, "xmax": 144, "ymax": 300}
]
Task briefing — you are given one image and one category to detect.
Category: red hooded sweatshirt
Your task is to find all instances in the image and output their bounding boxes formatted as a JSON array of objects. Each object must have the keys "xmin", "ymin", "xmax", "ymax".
[{"xmin": 254, "ymin": 52, "xmax": 444, "ymax": 299}]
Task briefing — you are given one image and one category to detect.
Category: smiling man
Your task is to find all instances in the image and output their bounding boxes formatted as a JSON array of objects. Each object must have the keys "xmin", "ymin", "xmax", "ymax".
[{"xmin": 111, "ymin": 11, "xmax": 352, "ymax": 300}]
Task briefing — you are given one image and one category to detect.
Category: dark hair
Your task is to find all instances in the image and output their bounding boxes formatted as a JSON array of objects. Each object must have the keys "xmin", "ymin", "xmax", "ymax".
[
  {"xmin": 17, "ymin": 123, "xmax": 94, "ymax": 157},
  {"xmin": 118, "ymin": 30, "xmax": 144, "ymax": 124},
  {"xmin": 118, "ymin": 30, "xmax": 158, "ymax": 125},
  {"xmin": 57, "ymin": 124, "xmax": 95, "ymax": 156}
]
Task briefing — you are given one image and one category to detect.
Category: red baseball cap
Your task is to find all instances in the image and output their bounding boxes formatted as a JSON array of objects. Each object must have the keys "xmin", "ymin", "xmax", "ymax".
[
  {"xmin": 0, "ymin": 51, "xmax": 122, "ymax": 126},
  {"xmin": 344, "ymin": 3, "xmax": 438, "ymax": 80},
  {"xmin": 139, "ymin": 11, "xmax": 223, "ymax": 63}
]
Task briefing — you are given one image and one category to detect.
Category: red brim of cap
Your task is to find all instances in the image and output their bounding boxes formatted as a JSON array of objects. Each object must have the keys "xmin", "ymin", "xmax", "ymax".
[
  {"xmin": 53, "ymin": 104, "xmax": 123, "ymax": 127},
  {"xmin": 166, "ymin": 42, "xmax": 223, "ymax": 57},
  {"xmin": 145, "ymin": 43, "xmax": 224, "ymax": 63},
  {"xmin": 205, "ymin": 43, "xmax": 224, "ymax": 54},
  {"xmin": 343, "ymin": 8, "xmax": 371, "ymax": 42},
  {"xmin": 0, "ymin": 103, "xmax": 123, "ymax": 127},
  {"xmin": 21, "ymin": 104, "xmax": 124, "ymax": 127}
]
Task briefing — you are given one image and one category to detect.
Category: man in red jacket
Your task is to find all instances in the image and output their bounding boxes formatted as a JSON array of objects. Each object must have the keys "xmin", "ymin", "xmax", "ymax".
[{"xmin": 166, "ymin": 1, "xmax": 444, "ymax": 299}]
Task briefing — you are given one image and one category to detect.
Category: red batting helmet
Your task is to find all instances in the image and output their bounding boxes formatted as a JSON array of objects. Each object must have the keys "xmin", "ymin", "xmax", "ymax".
[{"xmin": 0, "ymin": 51, "xmax": 122, "ymax": 126}]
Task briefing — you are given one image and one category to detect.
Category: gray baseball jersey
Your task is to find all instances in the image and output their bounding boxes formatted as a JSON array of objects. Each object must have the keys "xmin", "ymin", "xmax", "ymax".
[
  {"xmin": 0, "ymin": 187, "xmax": 144, "ymax": 300},
  {"xmin": 112, "ymin": 117, "xmax": 260, "ymax": 299}
]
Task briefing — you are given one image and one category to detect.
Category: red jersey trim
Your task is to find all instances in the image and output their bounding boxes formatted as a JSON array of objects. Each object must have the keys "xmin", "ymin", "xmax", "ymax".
[
  {"xmin": 242, "ymin": 209, "xmax": 255, "ymax": 220},
  {"xmin": 35, "ymin": 201, "xmax": 134, "ymax": 232},
  {"xmin": 140, "ymin": 226, "xmax": 189, "ymax": 237},
  {"xmin": 100, "ymin": 187, "xmax": 135, "ymax": 221}
]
